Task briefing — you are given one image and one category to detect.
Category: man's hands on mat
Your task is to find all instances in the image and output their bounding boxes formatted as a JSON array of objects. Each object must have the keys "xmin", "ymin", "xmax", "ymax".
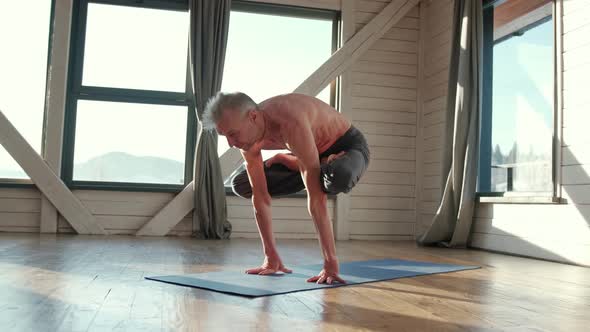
[
  {"xmin": 246, "ymin": 254, "xmax": 292, "ymax": 275},
  {"xmin": 245, "ymin": 254, "xmax": 346, "ymax": 284},
  {"xmin": 307, "ymin": 258, "xmax": 346, "ymax": 284}
]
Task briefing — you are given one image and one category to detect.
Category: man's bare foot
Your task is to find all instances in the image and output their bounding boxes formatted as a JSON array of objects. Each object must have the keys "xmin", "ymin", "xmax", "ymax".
[{"xmin": 321, "ymin": 151, "xmax": 345, "ymax": 164}]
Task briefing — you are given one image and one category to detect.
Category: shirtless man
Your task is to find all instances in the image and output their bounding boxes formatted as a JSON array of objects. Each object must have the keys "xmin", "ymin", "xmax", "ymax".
[{"xmin": 202, "ymin": 92, "xmax": 370, "ymax": 284}]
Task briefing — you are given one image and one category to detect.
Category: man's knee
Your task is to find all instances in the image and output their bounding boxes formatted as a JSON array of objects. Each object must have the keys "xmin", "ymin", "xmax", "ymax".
[{"xmin": 231, "ymin": 171, "xmax": 252, "ymax": 199}]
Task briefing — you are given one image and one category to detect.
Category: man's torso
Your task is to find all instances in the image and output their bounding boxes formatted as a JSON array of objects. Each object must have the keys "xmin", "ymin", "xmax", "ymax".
[{"xmin": 251, "ymin": 93, "xmax": 351, "ymax": 156}]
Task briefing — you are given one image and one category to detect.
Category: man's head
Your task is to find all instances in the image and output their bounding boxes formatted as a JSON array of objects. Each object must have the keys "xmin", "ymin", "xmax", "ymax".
[{"xmin": 202, "ymin": 92, "xmax": 264, "ymax": 151}]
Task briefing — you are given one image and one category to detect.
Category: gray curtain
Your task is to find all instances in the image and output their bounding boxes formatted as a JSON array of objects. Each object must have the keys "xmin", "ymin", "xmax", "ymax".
[
  {"xmin": 418, "ymin": 0, "xmax": 482, "ymax": 247},
  {"xmin": 189, "ymin": 0, "xmax": 232, "ymax": 239}
]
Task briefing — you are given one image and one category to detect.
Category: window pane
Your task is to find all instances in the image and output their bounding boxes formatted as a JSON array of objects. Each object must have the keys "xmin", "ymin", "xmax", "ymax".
[
  {"xmin": 73, "ymin": 100, "xmax": 187, "ymax": 184},
  {"xmin": 82, "ymin": 3, "xmax": 188, "ymax": 92},
  {"xmin": 488, "ymin": 4, "xmax": 553, "ymax": 193},
  {"xmin": 0, "ymin": 1, "xmax": 52, "ymax": 179},
  {"xmin": 218, "ymin": 11, "xmax": 333, "ymax": 159}
]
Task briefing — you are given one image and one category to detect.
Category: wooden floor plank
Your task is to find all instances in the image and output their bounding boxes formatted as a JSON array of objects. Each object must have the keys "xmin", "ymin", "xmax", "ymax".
[{"xmin": 0, "ymin": 233, "xmax": 588, "ymax": 331}]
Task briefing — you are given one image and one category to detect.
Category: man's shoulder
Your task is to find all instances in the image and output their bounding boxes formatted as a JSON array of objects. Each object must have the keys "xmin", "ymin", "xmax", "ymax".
[
  {"xmin": 261, "ymin": 96, "xmax": 307, "ymax": 121},
  {"xmin": 261, "ymin": 93, "xmax": 308, "ymax": 106}
]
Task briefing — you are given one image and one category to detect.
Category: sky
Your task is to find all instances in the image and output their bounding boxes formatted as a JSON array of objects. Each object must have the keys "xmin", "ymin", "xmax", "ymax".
[
  {"xmin": 0, "ymin": 1, "xmax": 52, "ymax": 178},
  {"xmin": 492, "ymin": 18, "xmax": 554, "ymax": 158}
]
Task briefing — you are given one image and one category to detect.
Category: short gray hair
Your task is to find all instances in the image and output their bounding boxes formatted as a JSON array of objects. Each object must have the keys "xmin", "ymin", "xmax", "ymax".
[{"xmin": 202, "ymin": 92, "xmax": 257, "ymax": 131}]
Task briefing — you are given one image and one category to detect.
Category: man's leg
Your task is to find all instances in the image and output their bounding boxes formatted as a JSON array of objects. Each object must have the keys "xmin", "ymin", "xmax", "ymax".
[
  {"xmin": 320, "ymin": 149, "xmax": 368, "ymax": 194},
  {"xmin": 231, "ymin": 162, "xmax": 305, "ymax": 199}
]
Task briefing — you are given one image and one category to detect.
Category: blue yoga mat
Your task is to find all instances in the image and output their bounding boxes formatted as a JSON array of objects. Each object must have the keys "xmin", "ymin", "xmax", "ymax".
[{"xmin": 146, "ymin": 258, "xmax": 479, "ymax": 297}]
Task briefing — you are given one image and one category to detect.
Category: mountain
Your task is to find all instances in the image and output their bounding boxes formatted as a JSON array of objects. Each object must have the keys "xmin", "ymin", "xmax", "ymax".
[{"xmin": 74, "ymin": 151, "xmax": 184, "ymax": 184}]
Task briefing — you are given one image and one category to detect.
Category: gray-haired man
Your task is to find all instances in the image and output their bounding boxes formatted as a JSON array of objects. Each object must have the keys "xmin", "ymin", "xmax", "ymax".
[{"xmin": 203, "ymin": 92, "xmax": 370, "ymax": 284}]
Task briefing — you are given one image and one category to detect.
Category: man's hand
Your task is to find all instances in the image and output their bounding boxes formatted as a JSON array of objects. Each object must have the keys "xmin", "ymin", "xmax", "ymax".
[
  {"xmin": 264, "ymin": 154, "xmax": 283, "ymax": 167},
  {"xmin": 246, "ymin": 254, "xmax": 293, "ymax": 275},
  {"xmin": 307, "ymin": 258, "xmax": 346, "ymax": 284},
  {"xmin": 320, "ymin": 151, "xmax": 345, "ymax": 164},
  {"xmin": 264, "ymin": 153, "xmax": 299, "ymax": 171}
]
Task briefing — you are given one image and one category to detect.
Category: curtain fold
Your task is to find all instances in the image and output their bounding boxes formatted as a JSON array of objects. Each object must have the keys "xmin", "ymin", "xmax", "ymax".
[
  {"xmin": 189, "ymin": 0, "xmax": 232, "ymax": 239},
  {"xmin": 418, "ymin": 0, "xmax": 483, "ymax": 247}
]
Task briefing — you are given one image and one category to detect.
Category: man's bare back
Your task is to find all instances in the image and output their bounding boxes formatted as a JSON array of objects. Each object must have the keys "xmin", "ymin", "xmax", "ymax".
[{"xmin": 249, "ymin": 93, "xmax": 351, "ymax": 156}]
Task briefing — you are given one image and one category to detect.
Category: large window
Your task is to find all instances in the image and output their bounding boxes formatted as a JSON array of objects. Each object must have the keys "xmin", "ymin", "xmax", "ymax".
[
  {"xmin": 0, "ymin": 1, "xmax": 53, "ymax": 183},
  {"xmin": 64, "ymin": 0, "xmax": 191, "ymax": 191},
  {"xmin": 479, "ymin": 0, "xmax": 554, "ymax": 194},
  {"xmin": 40, "ymin": 0, "xmax": 337, "ymax": 193},
  {"xmin": 219, "ymin": 2, "xmax": 339, "ymax": 162}
]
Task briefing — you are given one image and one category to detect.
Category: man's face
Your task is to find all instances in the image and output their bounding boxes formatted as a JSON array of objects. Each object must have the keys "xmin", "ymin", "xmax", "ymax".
[{"xmin": 216, "ymin": 108, "xmax": 256, "ymax": 150}]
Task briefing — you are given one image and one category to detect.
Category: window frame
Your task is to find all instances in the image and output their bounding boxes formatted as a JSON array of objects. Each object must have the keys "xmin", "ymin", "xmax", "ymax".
[
  {"xmin": 478, "ymin": 0, "xmax": 558, "ymax": 198},
  {"xmin": 229, "ymin": 0, "xmax": 341, "ymax": 110},
  {"xmin": 62, "ymin": 0, "xmax": 194, "ymax": 193},
  {"xmin": 222, "ymin": 1, "xmax": 341, "ymax": 197},
  {"xmin": 0, "ymin": 0, "xmax": 57, "ymax": 188}
]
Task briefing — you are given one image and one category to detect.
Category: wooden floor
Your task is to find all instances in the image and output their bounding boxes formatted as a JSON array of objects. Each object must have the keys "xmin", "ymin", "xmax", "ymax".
[{"xmin": 0, "ymin": 233, "xmax": 588, "ymax": 332}]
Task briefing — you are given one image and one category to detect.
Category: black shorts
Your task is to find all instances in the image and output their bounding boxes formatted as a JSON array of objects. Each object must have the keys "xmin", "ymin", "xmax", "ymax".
[{"xmin": 231, "ymin": 125, "xmax": 370, "ymax": 197}]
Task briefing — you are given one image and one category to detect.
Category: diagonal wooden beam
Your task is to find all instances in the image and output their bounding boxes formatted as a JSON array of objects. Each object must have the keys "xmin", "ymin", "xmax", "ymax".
[
  {"xmin": 0, "ymin": 110, "xmax": 106, "ymax": 235},
  {"xmin": 135, "ymin": 180, "xmax": 194, "ymax": 236},
  {"xmin": 136, "ymin": 0, "xmax": 420, "ymax": 236},
  {"xmin": 295, "ymin": 0, "xmax": 420, "ymax": 96},
  {"xmin": 135, "ymin": 148, "xmax": 241, "ymax": 236}
]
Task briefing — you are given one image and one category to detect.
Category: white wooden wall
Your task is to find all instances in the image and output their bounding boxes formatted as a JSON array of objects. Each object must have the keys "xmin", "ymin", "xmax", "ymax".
[
  {"xmin": 346, "ymin": 0, "xmax": 420, "ymax": 240},
  {"xmin": 227, "ymin": 196, "xmax": 335, "ymax": 239},
  {"xmin": 0, "ymin": 187, "xmax": 334, "ymax": 237},
  {"xmin": 416, "ymin": 0, "xmax": 590, "ymax": 266},
  {"xmin": 0, "ymin": 0, "xmax": 420, "ymax": 240},
  {"xmin": 0, "ymin": 188, "xmax": 41, "ymax": 233},
  {"xmin": 55, "ymin": 190, "xmax": 193, "ymax": 235},
  {"xmin": 415, "ymin": 0, "xmax": 452, "ymax": 236}
]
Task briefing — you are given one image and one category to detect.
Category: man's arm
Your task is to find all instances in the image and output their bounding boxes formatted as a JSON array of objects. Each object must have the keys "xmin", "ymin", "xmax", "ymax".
[
  {"xmin": 242, "ymin": 150, "xmax": 276, "ymax": 257},
  {"xmin": 241, "ymin": 150, "xmax": 291, "ymax": 274},
  {"xmin": 286, "ymin": 120, "xmax": 345, "ymax": 284}
]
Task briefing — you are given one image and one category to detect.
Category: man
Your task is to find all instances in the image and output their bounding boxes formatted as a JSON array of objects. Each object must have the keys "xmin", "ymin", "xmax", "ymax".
[{"xmin": 203, "ymin": 92, "xmax": 370, "ymax": 284}]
